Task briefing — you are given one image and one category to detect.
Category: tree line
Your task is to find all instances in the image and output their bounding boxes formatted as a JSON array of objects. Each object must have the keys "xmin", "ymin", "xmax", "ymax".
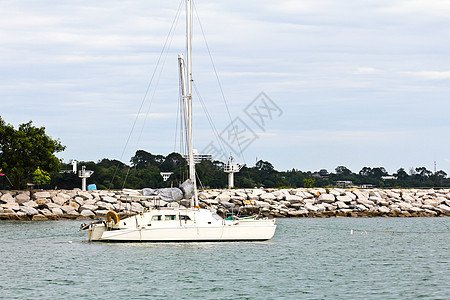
[{"xmin": 1, "ymin": 116, "xmax": 449, "ymax": 190}]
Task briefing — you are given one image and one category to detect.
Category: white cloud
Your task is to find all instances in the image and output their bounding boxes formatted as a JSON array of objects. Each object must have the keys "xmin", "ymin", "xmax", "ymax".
[
  {"xmin": 352, "ymin": 67, "xmax": 382, "ymax": 75},
  {"xmin": 400, "ymin": 71, "xmax": 450, "ymax": 80}
]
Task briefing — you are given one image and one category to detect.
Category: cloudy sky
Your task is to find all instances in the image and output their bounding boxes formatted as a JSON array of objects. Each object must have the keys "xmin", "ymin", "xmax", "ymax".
[{"xmin": 2, "ymin": 0, "xmax": 450, "ymax": 175}]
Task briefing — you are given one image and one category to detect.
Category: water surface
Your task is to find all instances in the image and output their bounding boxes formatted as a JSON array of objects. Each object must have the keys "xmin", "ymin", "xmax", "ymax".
[{"xmin": 1, "ymin": 218, "xmax": 449, "ymax": 299}]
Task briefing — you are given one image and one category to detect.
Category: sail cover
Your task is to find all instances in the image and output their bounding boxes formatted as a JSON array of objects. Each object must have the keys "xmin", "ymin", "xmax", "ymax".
[{"xmin": 142, "ymin": 179, "xmax": 194, "ymax": 202}]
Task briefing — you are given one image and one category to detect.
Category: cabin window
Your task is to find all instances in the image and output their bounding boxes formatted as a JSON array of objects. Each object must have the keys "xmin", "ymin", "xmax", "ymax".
[
  {"xmin": 179, "ymin": 215, "xmax": 191, "ymax": 221},
  {"xmin": 152, "ymin": 215, "xmax": 162, "ymax": 221},
  {"xmin": 165, "ymin": 215, "xmax": 176, "ymax": 221}
]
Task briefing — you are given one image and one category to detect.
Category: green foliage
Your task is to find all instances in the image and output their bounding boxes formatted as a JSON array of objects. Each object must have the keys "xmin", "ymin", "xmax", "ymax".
[
  {"xmin": 0, "ymin": 116, "xmax": 65, "ymax": 189},
  {"xmin": 32, "ymin": 167, "xmax": 51, "ymax": 187},
  {"xmin": 303, "ymin": 178, "xmax": 315, "ymax": 188}
]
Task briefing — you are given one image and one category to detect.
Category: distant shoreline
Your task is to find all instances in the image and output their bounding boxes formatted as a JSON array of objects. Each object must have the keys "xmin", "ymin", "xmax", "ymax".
[{"xmin": 1, "ymin": 187, "xmax": 450, "ymax": 221}]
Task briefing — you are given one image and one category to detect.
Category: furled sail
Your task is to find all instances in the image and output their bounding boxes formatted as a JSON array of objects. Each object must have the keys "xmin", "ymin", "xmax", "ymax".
[{"xmin": 142, "ymin": 179, "xmax": 194, "ymax": 202}]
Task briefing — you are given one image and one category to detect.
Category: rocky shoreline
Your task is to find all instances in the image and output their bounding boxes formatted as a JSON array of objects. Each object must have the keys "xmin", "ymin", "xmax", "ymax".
[{"xmin": 1, "ymin": 188, "xmax": 450, "ymax": 221}]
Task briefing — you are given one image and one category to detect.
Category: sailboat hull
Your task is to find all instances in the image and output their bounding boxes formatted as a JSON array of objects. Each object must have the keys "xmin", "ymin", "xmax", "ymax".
[{"xmin": 88, "ymin": 209, "xmax": 276, "ymax": 242}]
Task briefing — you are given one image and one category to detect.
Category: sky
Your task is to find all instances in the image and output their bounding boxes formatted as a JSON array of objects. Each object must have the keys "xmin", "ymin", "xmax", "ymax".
[{"xmin": 1, "ymin": 0, "xmax": 450, "ymax": 175}]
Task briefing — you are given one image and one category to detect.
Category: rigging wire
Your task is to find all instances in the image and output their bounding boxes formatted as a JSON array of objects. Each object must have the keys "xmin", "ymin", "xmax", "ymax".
[
  {"xmin": 193, "ymin": 83, "xmax": 228, "ymax": 157},
  {"xmin": 113, "ymin": 0, "xmax": 184, "ymax": 189},
  {"xmin": 193, "ymin": 1, "xmax": 254, "ymax": 188}
]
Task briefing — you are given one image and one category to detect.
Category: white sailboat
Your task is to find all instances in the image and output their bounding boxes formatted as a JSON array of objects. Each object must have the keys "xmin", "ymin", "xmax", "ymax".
[{"xmin": 85, "ymin": 0, "xmax": 276, "ymax": 242}]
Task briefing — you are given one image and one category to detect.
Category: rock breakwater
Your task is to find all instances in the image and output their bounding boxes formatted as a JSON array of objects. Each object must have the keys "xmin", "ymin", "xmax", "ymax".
[{"xmin": 1, "ymin": 188, "xmax": 450, "ymax": 221}]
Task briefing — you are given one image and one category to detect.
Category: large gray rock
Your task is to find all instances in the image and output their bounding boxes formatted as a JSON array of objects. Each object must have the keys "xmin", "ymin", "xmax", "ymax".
[
  {"xmin": 402, "ymin": 194, "xmax": 415, "ymax": 202},
  {"xmin": 39, "ymin": 209, "xmax": 54, "ymax": 217},
  {"xmin": 131, "ymin": 202, "xmax": 144, "ymax": 213},
  {"xmin": 32, "ymin": 214, "xmax": 48, "ymax": 221},
  {"xmin": 78, "ymin": 191, "xmax": 93, "ymax": 200},
  {"xmin": 20, "ymin": 206, "xmax": 39, "ymax": 216},
  {"xmin": 353, "ymin": 190, "xmax": 369, "ymax": 200},
  {"xmin": 398, "ymin": 202, "xmax": 413, "ymax": 211},
  {"xmin": 81, "ymin": 204, "xmax": 98, "ymax": 211},
  {"xmin": 2, "ymin": 202, "xmax": 20, "ymax": 210},
  {"xmin": 318, "ymin": 194, "xmax": 335, "ymax": 203},
  {"xmin": 22, "ymin": 200, "xmax": 38, "ymax": 208},
  {"xmin": 80, "ymin": 210, "xmax": 95, "ymax": 217},
  {"xmin": 356, "ymin": 198, "xmax": 375, "ymax": 208},
  {"xmin": 304, "ymin": 203, "xmax": 318, "ymax": 212},
  {"xmin": 254, "ymin": 201, "xmax": 271, "ymax": 208},
  {"xmin": 336, "ymin": 201, "xmax": 349, "ymax": 209},
  {"xmin": 198, "ymin": 191, "xmax": 213, "ymax": 200},
  {"xmin": 61, "ymin": 205, "xmax": 77, "ymax": 214},
  {"xmin": 336, "ymin": 195, "xmax": 352, "ymax": 203},
  {"xmin": 15, "ymin": 193, "xmax": 31, "ymax": 204},
  {"xmin": 378, "ymin": 206, "xmax": 390, "ymax": 213},
  {"xmin": 102, "ymin": 196, "xmax": 118, "ymax": 204},
  {"xmin": 215, "ymin": 193, "xmax": 231, "ymax": 202},
  {"xmin": 97, "ymin": 201, "xmax": 115, "ymax": 211},
  {"xmin": 52, "ymin": 196, "xmax": 66, "ymax": 206},
  {"xmin": 260, "ymin": 193, "xmax": 276, "ymax": 201},
  {"xmin": 285, "ymin": 195, "xmax": 303, "ymax": 204},
  {"xmin": 74, "ymin": 197, "xmax": 85, "ymax": 206},
  {"xmin": 437, "ymin": 204, "xmax": 450, "ymax": 213},
  {"xmin": 0, "ymin": 193, "xmax": 15, "ymax": 204},
  {"xmin": 51, "ymin": 207, "xmax": 64, "ymax": 216},
  {"xmin": 34, "ymin": 191, "xmax": 51, "ymax": 199}
]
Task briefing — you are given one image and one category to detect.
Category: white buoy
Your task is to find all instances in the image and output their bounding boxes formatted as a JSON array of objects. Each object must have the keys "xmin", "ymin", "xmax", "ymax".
[
  {"xmin": 350, "ymin": 229, "xmax": 353, "ymax": 235},
  {"xmin": 68, "ymin": 241, "xmax": 73, "ymax": 244}
]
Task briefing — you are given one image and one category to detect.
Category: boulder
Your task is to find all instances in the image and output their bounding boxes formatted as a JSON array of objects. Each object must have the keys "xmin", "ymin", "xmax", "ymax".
[
  {"xmin": 336, "ymin": 201, "xmax": 349, "ymax": 209},
  {"xmin": 304, "ymin": 203, "xmax": 318, "ymax": 212},
  {"xmin": 52, "ymin": 196, "xmax": 66, "ymax": 206},
  {"xmin": 74, "ymin": 197, "xmax": 85, "ymax": 206},
  {"xmin": 20, "ymin": 206, "xmax": 39, "ymax": 216},
  {"xmin": 260, "ymin": 193, "xmax": 276, "ymax": 201},
  {"xmin": 68, "ymin": 201, "xmax": 80, "ymax": 210},
  {"xmin": 22, "ymin": 200, "xmax": 39, "ymax": 208},
  {"xmin": 15, "ymin": 193, "xmax": 31, "ymax": 204},
  {"xmin": 285, "ymin": 195, "xmax": 303, "ymax": 204},
  {"xmin": 254, "ymin": 201, "xmax": 271, "ymax": 208},
  {"xmin": 96, "ymin": 201, "xmax": 115, "ymax": 211},
  {"xmin": 102, "ymin": 196, "xmax": 118, "ymax": 204},
  {"xmin": 61, "ymin": 205, "xmax": 77, "ymax": 214},
  {"xmin": 353, "ymin": 190, "xmax": 369, "ymax": 200},
  {"xmin": 318, "ymin": 194, "xmax": 335, "ymax": 203},
  {"xmin": 39, "ymin": 209, "xmax": 54, "ymax": 217},
  {"xmin": 131, "ymin": 202, "xmax": 145, "ymax": 213},
  {"xmin": 0, "ymin": 193, "xmax": 15, "ymax": 204},
  {"xmin": 78, "ymin": 191, "xmax": 93, "ymax": 200},
  {"xmin": 252, "ymin": 189, "xmax": 265, "ymax": 196},
  {"xmin": 51, "ymin": 208, "xmax": 64, "ymax": 216},
  {"xmin": 2, "ymin": 202, "xmax": 20, "ymax": 210},
  {"xmin": 32, "ymin": 214, "xmax": 48, "ymax": 221},
  {"xmin": 215, "ymin": 193, "xmax": 231, "ymax": 202},
  {"xmin": 35, "ymin": 198, "xmax": 49, "ymax": 206},
  {"xmin": 402, "ymin": 194, "xmax": 415, "ymax": 202},
  {"xmin": 398, "ymin": 202, "xmax": 413, "ymax": 211},
  {"xmin": 437, "ymin": 204, "xmax": 450, "ymax": 213},
  {"xmin": 33, "ymin": 191, "xmax": 51, "ymax": 199},
  {"xmin": 81, "ymin": 204, "xmax": 98, "ymax": 211},
  {"xmin": 336, "ymin": 195, "xmax": 352, "ymax": 203},
  {"xmin": 80, "ymin": 210, "xmax": 95, "ymax": 218},
  {"xmin": 198, "ymin": 191, "xmax": 213, "ymax": 200},
  {"xmin": 378, "ymin": 206, "xmax": 390, "ymax": 214},
  {"xmin": 356, "ymin": 198, "xmax": 375, "ymax": 208}
]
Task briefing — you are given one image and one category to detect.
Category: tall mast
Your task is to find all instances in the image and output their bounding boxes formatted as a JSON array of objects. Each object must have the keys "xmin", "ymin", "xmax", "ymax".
[{"xmin": 186, "ymin": 0, "xmax": 198, "ymax": 207}]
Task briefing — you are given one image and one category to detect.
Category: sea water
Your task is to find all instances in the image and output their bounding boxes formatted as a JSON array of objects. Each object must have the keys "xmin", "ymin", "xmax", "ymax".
[{"xmin": 0, "ymin": 218, "xmax": 449, "ymax": 299}]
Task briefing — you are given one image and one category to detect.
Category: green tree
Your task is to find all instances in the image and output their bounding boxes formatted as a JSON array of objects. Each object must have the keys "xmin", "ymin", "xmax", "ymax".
[
  {"xmin": 0, "ymin": 117, "xmax": 65, "ymax": 189},
  {"xmin": 303, "ymin": 178, "xmax": 315, "ymax": 188},
  {"xmin": 32, "ymin": 167, "xmax": 51, "ymax": 187},
  {"xmin": 335, "ymin": 166, "xmax": 352, "ymax": 176}
]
